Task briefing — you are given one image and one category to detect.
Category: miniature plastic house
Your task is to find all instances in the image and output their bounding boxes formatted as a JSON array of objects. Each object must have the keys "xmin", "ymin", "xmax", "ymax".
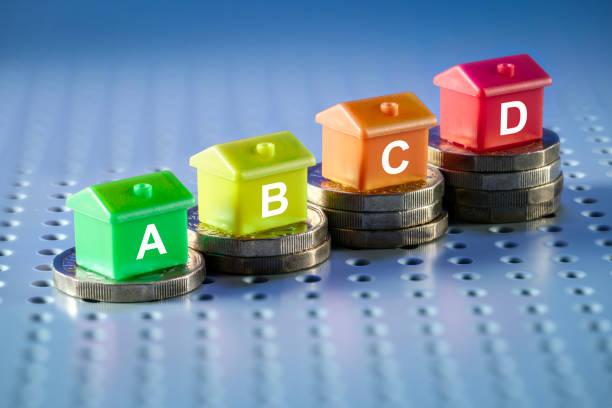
[
  {"xmin": 66, "ymin": 171, "xmax": 194, "ymax": 280},
  {"xmin": 190, "ymin": 131, "xmax": 316, "ymax": 236},
  {"xmin": 316, "ymin": 92, "xmax": 437, "ymax": 191},
  {"xmin": 434, "ymin": 54, "xmax": 552, "ymax": 152}
]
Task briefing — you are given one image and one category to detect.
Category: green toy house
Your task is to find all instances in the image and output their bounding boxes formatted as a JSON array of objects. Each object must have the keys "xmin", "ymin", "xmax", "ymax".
[
  {"xmin": 190, "ymin": 131, "xmax": 316, "ymax": 236},
  {"xmin": 66, "ymin": 171, "xmax": 195, "ymax": 280}
]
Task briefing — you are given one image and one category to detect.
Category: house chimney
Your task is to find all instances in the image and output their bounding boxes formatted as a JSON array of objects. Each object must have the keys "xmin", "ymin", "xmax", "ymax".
[
  {"xmin": 133, "ymin": 183, "xmax": 153, "ymax": 199},
  {"xmin": 255, "ymin": 142, "xmax": 276, "ymax": 159},
  {"xmin": 380, "ymin": 102, "xmax": 399, "ymax": 117},
  {"xmin": 497, "ymin": 63, "xmax": 516, "ymax": 78}
]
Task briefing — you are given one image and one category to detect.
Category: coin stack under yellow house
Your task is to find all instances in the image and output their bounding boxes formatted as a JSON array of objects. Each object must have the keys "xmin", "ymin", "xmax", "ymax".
[{"xmin": 188, "ymin": 131, "xmax": 331, "ymax": 275}]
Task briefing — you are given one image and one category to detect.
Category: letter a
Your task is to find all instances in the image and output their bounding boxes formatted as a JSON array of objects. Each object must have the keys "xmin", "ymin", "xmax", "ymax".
[
  {"xmin": 262, "ymin": 182, "xmax": 288, "ymax": 218},
  {"xmin": 136, "ymin": 224, "xmax": 167, "ymax": 260},
  {"xmin": 500, "ymin": 101, "xmax": 527, "ymax": 136},
  {"xmin": 382, "ymin": 140, "xmax": 410, "ymax": 175}
]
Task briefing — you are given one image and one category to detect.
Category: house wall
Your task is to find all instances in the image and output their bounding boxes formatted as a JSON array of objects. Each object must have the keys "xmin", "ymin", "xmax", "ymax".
[
  {"xmin": 112, "ymin": 210, "xmax": 189, "ymax": 280},
  {"xmin": 439, "ymin": 88, "xmax": 480, "ymax": 149},
  {"xmin": 198, "ymin": 173, "xmax": 239, "ymax": 233},
  {"xmin": 480, "ymin": 88, "xmax": 544, "ymax": 151},
  {"xmin": 73, "ymin": 214, "xmax": 114, "ymax": 278},
  {"xmin": 237, "ymin": 169, "xmax": 308, "ymax": 236},
  {"xmin": 361, "ymin": 129, "xmax": 429, "ymax": 191},
  {"xmin": 322, "ymin": 128, "xmax": 363, "ymax": 189}
]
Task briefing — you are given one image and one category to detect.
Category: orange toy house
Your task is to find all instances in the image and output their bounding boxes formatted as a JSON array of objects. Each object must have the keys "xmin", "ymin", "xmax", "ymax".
[{"xmin": 316, "ymin": 92, "xmax": 437, "ymax": 191}]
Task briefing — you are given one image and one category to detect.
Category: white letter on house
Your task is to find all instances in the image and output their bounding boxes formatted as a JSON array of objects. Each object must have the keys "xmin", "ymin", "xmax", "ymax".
[
  {"xmin": 137, "ymin": 224, "xmax": 167, "ymax": 260},
  {"xmin": 382, "ymin": 140, "xmax": 410, "ymax": 175},
  {"xmin": 262, "ymin": 182, "xmax": 288, "ymax": 218},
  {"xmin": 500, "ymin": 101, "xmax": 527, "ymax": 136}
]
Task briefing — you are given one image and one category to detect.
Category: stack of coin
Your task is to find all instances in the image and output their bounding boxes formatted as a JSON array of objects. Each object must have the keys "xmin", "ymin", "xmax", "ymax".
[
  {"xmin": 428, "ymin": 127, "xmax": 563, "ymax": 223},
  {"xmin": 307, "ymin": 163, "xmax": 447, "ymax": 249},
  {"xmin": 187, "ymin": 206, "xmax": 330, "ymax": 275},
  {"xmin": 53, "ymin": 247, "xmax": 206, "ymax": 302}
]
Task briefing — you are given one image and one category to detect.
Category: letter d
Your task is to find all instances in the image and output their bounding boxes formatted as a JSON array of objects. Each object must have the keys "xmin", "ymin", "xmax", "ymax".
[{"xmin": 500, "ymin": 101, "xmax": 527, "ymax": 136}]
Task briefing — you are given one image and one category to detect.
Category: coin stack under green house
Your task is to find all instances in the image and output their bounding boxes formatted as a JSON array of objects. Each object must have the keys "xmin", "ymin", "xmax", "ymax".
[
  {"xmin": 187, "ymin": 206, "xmax": 330, "ymax": 275},
  {"xmin": 307, "ymin": 163, "xmax": 447, "ymax": 249},
  {"xmin": 428, "ymin": 127, "xmax": 563, "ymax": 223}
]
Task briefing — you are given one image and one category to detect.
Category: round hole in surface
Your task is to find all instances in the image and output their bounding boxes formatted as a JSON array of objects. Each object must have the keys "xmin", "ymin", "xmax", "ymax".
[
  {"xmin": 589, "ymin": 224, "xmax": 611, "ymax": 232},
  {"xmin": 595, "ymin": 239, "xmax": 612, "ymax": 247},
  {"xmin": 465, "ymin": 288, "xmax": 487, "ymax": 298},
  {"xmin": 197, "ymin": 293, "xmax": 214, "ymax": 302},
  {"xmin": 0, "ymin": 249, "xmax": 13, "ymax": 257},
  {"xmin": 296, "ymin": 275, "xmax": 321, "ymax": 283},
  {"xmin": 569, "ymin": 287, "xmax": 594, "ymax": 296},
  {"xmin": 569, "ymin": 184, "xmax": 591, "ymax": 191},
  {"xmin": 348, "ymin": 274, "xmax": 372, "ymax": 283},
  {"xmin": 445, "ymin": 242, "xmax": 467, "ymax": 250},
  {"xmin": 545, "ymin": 240, "xmax": 568, "ymax": 248},
  {"xmin": 0, "ymin": 220, "xmax": 20, "ymax": 228},
  {"xmin": 496, "ymin": 240, "xmax": 518, "ymax": 249},
  {"xmin": 50, "ymin": 193, "xmax": 71, "ymax": 200},
  {"xmin": 489, "ymin": 226, "xmax": 513, "ymax": 234},
  {"xmin": 555, "ymin": 255, "xmax": 578, "ymax": 264},
  {"xmin": 346, "ymin": 258, "xmax": 370, "ymax": 267},
  {"xmin": 3, "ymin": 206, "xmax": 23, "ymax": 214},
  {"xmin": 28, "ymin": 296, "xmax": 53, "ymax": 304},
  {"xmin": 559, "ymin": 270, "xmax": 586, "ymax": 279},
  {"xmin": 448, "ymin": 257, "xmax": 473, "ymax": 265},
  {"xmin": 401, "ymin": 272, "xmax": 427, "ymax": 282},
  {"xmin": 0, "ymin": 234, "xmax": 16, "ymax": 242},
  {"xmin": 246, "ymin": 292, "xmax": 267, "ymax": 301},
  {"xmin": 538, "ymin": 225, "xmax": 562, "ymax": 233},
  {"xmin": 43, "ymin": 220, "xmax": 69, "ymax": 227},
  {"xmin": 7, "ymin": 193, "xmax": 27, "ymax": 200},
  {"xmin": 37, "ymin": 249, "xmax": 61, "ymax": 256},
  {"xmin": 575, "ymin": 197, "xmax": 597, "ymax": 204},
  {"xmin": 501, "ymin": 256, "xmax": 523, "ymax": 264},
  {"xmin": 47, "ymin": 206, "xmax": 70, "ymax": 213},
  {"xmin": 455, "ymin": 272, "xmax": 479, "ymax": 281},
  {"xmin": 398, "ymin": 257, "xmax": 423, "ymax": 266},
  {"xmin": 304, "ymin": 291, "xmax": 320, "ymax": 300},
  {"xmin": 447, "ymin": 227, "xmax": 463, "ymax": 234},
  {"xmin": 506, "ymin": 271, "xmax": 532, "ymax": 280},
  {"xmin": 242, "ymin": 276, "xmax": 268, "ymax": 284},
  {"xmin": 54, "ymin": 180, "xmax": 76, "ymax": 187},
  {"xmin": 31, "ymin": 280, "xmax": 52, "ymax": 288},
  {"xmin": 40, "ymin": 234, "xmax": 66, "ymax": 241},
  {"xmin": 34, "ymin": 264, "xmax": 52, "ymax": 272},
  {"xmin": 582, "ymin": 211, "xmax": 605, "ymax": 218}
]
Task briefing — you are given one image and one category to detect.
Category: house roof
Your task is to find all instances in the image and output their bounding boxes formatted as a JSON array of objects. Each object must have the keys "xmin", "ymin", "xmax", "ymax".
[
  {"xmin": 189, "ymin": 131, "xmax": 316, "ymax": 181},
  {"xmin": 66, "ymin": 171, "xmax": 194, "ymax": 223},
  {"xmin": 315, "ymin": 92, "xmax": 437, "ymax": 138},
  {"xmin": 433, "ymin": 54, "xmax": 552, "ymax": 97}
]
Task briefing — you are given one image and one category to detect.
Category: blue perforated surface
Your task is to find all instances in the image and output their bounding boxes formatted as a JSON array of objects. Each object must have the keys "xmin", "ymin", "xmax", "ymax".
[{"xmin": 1, "ymin": 2, "xmax": 611, "ymax": 407}]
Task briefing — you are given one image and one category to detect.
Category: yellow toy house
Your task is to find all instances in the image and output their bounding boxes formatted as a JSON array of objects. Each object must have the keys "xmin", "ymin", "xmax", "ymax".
[{"xmin": 190, "ymin": 131, "xmax": 316, "ymax": 236}]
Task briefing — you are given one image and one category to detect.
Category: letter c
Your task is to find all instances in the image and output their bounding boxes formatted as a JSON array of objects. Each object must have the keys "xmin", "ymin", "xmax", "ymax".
[{"xmin": 382, "ymin": 140, "xmax": 410, "ymax": 175}]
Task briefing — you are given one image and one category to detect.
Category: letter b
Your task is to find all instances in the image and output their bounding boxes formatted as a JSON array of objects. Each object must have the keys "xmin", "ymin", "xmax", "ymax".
[{"xmin": 262, "ymin": 182, "xmax": 288, "ymax": 218}]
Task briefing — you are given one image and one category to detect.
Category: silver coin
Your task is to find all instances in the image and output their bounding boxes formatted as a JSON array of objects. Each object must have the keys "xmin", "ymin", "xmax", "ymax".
[
  {"xmin": 307, "ymin": 163, "xmax": 445, "ymax": 212},
  {"xmin": 438, "ymin": 159, "xmax": 561, "ymax": 191},
  {"xmin": 449, "ymin": 196, "xmax": 561, "ymax": 224},
  {"xmin": 314, "ymin": 201, "xmax": 442, "ymax": 230},
  {"xmin": 428, "ymin": 127, "xmax": 560, "ymax": 172},
  {"xmin": 330, "ymin": 212, "xmax": 448, "ymax": 249},
  {"xmin": 205, "ymin": 237, "xmax": 331, "ymax": 275},
  {"xmin": 53, "ymin": 248, "xmax": 205, "ymax": 303},
  {"xmin": 188, "ymin": 206, "xmax": 327, "ymax": 257},
  {"xmin": 445, "ymin": 174, "xmax": 563, "ymax": 208}
]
